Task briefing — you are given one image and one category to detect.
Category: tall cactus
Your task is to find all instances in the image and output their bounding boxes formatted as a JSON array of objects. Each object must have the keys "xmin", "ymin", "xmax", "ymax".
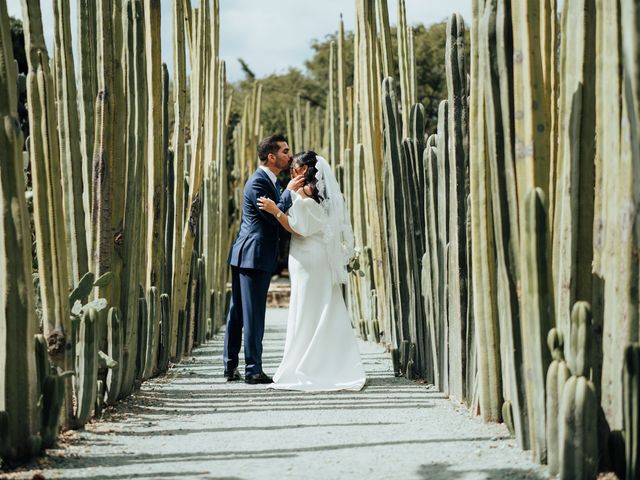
[
  {"xmin": 522, "ymin": 187, "xmax": 554, "ymax": 462},
  {"xmin": 119, "ymin": 0, "xmax": 146, "ymax": 399},
  {"xmin": 0, "ymin": 0, "xmax": 41, "ymax": 460},
  {"xmin": 552, "ymin": 0, "xmax": 597, "ymax": 358},
  {"xmin": 77, "ymin": 0, "xmax": 98, "ymax": 251},
  {"xmin": 600, "ymin": 0, "xmax": 640, "ymax": 432},
  {"xmin": 53, "ymin": 0, "xmax": 89, "ymax": 287},
  {"xmin": 354, "ymin": 0, "xmax": 389, "ymax": 345},
  {"xmin": 470, "ymin": 0, "xmax": 501, "ymax": 423},
  {"xmin": 21, "ymin": 0, "xmax": 74, "ymax": 427},
  {"xmin": 145, "ymin": 0, "xmax": 164, "ymax": 293},
  {"xmin": 445, "ymin": 12, "xmax": 469, "ymax": 402}
]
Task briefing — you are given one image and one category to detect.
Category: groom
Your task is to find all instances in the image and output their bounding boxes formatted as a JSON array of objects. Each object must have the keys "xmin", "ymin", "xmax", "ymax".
[{"xmin": 223, "ymin": 134, "xmax": 303, "ymax": 384}]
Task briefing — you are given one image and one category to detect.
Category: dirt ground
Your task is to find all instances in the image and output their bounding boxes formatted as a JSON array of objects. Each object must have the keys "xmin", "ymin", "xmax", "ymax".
[{"xmin": 1, "ymin": 309, "xmax": 549, "ymax": 480}]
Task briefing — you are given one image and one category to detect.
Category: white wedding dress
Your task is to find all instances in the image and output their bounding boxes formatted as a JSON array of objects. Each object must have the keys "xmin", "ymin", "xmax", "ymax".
[{"xmin": 271, "ymin": 190, "xmax": 366, "ymax": 392}]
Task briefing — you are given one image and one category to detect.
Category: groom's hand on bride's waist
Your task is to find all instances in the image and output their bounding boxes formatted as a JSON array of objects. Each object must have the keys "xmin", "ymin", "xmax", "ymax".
[{"xmin": 287, "ymin": 175, "xmax": 305, "ymax": 192}]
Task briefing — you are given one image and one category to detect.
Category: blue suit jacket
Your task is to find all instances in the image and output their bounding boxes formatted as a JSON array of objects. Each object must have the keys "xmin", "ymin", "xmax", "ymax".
[{"xmin": 228, "ymin": 168, "xmax": 292, "ymax": 273}]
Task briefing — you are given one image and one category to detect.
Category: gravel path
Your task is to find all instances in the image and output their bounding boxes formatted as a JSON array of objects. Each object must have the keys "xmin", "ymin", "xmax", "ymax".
[{"xmin": 3, "ymin": 309, "xmax": 549, "ymax": 480}]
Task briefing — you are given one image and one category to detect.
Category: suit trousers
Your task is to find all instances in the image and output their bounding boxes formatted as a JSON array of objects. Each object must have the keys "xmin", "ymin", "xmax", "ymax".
[{"xmin": 223, "ymin": 266, "xmax": 272, "ymax": 376}]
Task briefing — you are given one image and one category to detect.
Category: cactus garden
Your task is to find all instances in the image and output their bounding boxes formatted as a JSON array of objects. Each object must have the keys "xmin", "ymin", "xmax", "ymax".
[{"xmin": 0, "ymin": 0, "xmax": 639, "ymax": 478}]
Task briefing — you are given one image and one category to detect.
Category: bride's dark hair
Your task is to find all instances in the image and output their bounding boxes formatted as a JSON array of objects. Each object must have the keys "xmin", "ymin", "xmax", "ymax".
[{"xmin": 292, "ymin": 150, "xmax": 323, "ymax": 203}]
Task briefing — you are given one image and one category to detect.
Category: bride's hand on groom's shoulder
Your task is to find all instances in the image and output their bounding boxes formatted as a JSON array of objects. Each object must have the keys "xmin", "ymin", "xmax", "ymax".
[{"xmin": 287, "ymin": 175, "xmax": 305, "ymax": 192}]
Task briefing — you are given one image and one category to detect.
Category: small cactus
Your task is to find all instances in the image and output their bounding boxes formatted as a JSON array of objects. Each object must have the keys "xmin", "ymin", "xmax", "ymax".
[
  {"xmin": 559, "ymin": 302, "xmax": 598, "ymax": 480},
  {"xmin": 74, "ymin": 308, "xmax": 99, "ymax": 427},
  {"xmin": 546, "ymin": 328, "xmax": 571, "ymax": 475}
]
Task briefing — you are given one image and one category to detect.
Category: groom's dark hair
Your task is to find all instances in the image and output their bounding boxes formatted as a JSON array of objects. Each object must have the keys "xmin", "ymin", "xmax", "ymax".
[{"xmin": 257, "ymin": 134, "xmax": 288, "ymax": 163}]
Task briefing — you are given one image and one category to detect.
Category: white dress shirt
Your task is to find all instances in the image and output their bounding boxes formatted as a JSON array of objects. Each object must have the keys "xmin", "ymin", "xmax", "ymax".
[{"xmin": 258, "ymin": 165, "xmax": 278, "ymax": 186}]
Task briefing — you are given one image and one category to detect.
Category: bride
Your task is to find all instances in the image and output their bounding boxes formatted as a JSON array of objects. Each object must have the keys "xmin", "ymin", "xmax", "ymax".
[{"xmin": 257, "ymin": 151, "xmax": 366, "ymax": 391}]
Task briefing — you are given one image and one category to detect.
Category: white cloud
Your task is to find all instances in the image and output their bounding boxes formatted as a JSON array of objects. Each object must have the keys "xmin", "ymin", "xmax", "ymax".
[{"xmin": 7, "ymin": 0, "xmax": 472, "ymax": 83}]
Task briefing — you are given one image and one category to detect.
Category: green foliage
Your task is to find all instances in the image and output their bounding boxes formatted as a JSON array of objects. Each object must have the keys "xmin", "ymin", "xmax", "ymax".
[{"xmin": 227, "ymin": 21, "xmax": 469, "ymax": 141}]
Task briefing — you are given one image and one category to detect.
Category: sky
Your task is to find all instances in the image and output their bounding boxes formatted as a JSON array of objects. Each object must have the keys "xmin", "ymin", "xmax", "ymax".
[{"xmin": 7, "ymin": 0, "xmax": 472, "ymax": 83}]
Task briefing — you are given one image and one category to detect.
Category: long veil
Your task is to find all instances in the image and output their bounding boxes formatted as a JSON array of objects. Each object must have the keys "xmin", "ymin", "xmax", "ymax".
[{"xmin": 314, "ymin": 155, "xmax": 355, "ymax": 285}]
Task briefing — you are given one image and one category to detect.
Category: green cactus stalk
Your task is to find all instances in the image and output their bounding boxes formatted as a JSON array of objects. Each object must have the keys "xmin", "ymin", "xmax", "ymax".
[
  {"xmin": 0, "ymin": 0, "xmax": 42, "ymax": 461},
  {"xmin": 105, "ymin": 307, "xmax": 123, "ymax": 404},
  {"xmin": 422, "ymin": 136, "xmax": 440, "ymax": 385},
  {"xmin": 22, "ymin": 0, "xmax": 74, "ymax": 428},
  {"xmin": 337, "ymin": 14, "xmax": 347, "ymax": 167},
  {"xmin": 446, "ymin": 12, "xmax": 469, "ymax": 402},
  {"xmin": 136, "ymin": 294, "xmax": 149, "ymax": 380},
  {"xmin": 52, "ymin": 0, "xmax": 89, "ymax": 288},
  {"xmin": 522, "ymin": 187, "xmax": 554, "ymax": 462},
  {"xmin": 143, "ymin": 287, "xmax": 159, "ymax": 379},
  {"xmin": 600, "ymin": 0, "xmax": 640, "ymax": 432},
  {"xmin": 551, "ymin": 0, "xmax": 597, "ymax": 356},
  {"xmin": 169, "ymin": 0, "xmax": 187, "ymax": 360},
  {"xmin": 546, "ymin": 328, "xmax": 571, "ymax": 475},
  {"xmin": 559, "ymin": 302, "xmax": 598, "ymax": 479},
  {"xmin": 434, "ymin": 101, "xmax": 449, "ymax": 393},
  {"xmin": 119, "ymin": 0, "xmax": 147, "ymax": 399},
  {"xmin": 354, "ymin": 0, "xmax": 390, "ymax": 344},
  {"xmin": 396, "ymin": 0, "xmax": 412, "ymax": 139},
  {"xmin": 157, "ymin": 294, "xmax": 171, "ymax": 373},
  {"xmin": 172, "ymin": 0, "xmax": 221, "ymax": 357},
  {"xmin": 145, "ymin": 0, "xmax": 164, "ymax": 294},
  {"xmin": 381, "ymin": 77, "xmax": 410, "ymax": 347},
  {"xmin": 75, "ymin": 308, "xmax": 99, "ymax": 427},
  {"xmin": 77, "ymin": 0, "xmax": 98, "ymax": 248},
  {"xmin": 624, "ymin": 343, "xmax": 640, "ymax": 480}
]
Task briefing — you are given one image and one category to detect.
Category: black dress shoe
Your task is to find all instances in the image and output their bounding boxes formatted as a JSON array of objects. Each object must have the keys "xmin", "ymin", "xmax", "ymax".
[
  {"xmin": 224, "ymin": 368, "xmax": 241, "ymax": 382},
  {"xmin": 245, "ymin": 372, "xmax": 273, "ymax": 384}
]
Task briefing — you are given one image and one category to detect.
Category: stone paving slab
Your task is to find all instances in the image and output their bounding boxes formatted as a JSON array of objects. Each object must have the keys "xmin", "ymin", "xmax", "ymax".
[{"xmin": 2, "ymin": 309, "xmax": 549, "ymax": 480}]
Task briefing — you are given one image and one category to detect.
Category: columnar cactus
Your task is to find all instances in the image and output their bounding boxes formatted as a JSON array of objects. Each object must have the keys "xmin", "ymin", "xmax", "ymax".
[
  {"xmin": 559, "ymin": 302, "xmax": 598, "ymax": 479},
  {"xmin": 142, "ymin": 287, "xmax": 159, "ymax": 379},
  {"xmin": 75, "ymin": 308, "xmax": 99, "ymax": 427},
  {"xmin": 600, "ymin": 0, "xmax": 640, "ymax": 433},
  {"xmin": 52, "ymin": 0, "xmax": 89, "ymax": 288},
  {"xmin": 521, "ymin": 188, "xmax": 554, "ymax": 462},
  {"xmin": 0, "ymin": 1, "xmax": 42, "ymax": 461},
  {"xmin": 77, "ymin": 0, "xmax": 98, "ymax": 239},
  {"xmin": 546, "ymin": 328, "xmax": 570, "ymax": 475},
  {"xmin": 145, "ymin": 0, "xmax": 165, "ymax": 294},
  {"xmin": 445, "ymin": 12, "xmax": 469, "ymax": 402},
  {"xmin": 21, "ymin": 0, "xmax": 74, "ymax": 427},
  {"xmin": 624, "ymin": 343, "xmax": 640, "ymax": 480},
  {"xmin": 105, "ymin": 308, "xmax": 123, "ymax": 404},
  {"xmin": 552, "ymin": 0, "xmax": 597, "ymax": 359},
  {"xmin": 157, "ymin": 294, "xmax": 171, "ymax": 373},
  {"xmin": 119, "ymin": 0, "xmax": 146, "ymax": 400},
  {"xmin": 470, "ymin": 0, "xmax": 501, "ymax": 423}
]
